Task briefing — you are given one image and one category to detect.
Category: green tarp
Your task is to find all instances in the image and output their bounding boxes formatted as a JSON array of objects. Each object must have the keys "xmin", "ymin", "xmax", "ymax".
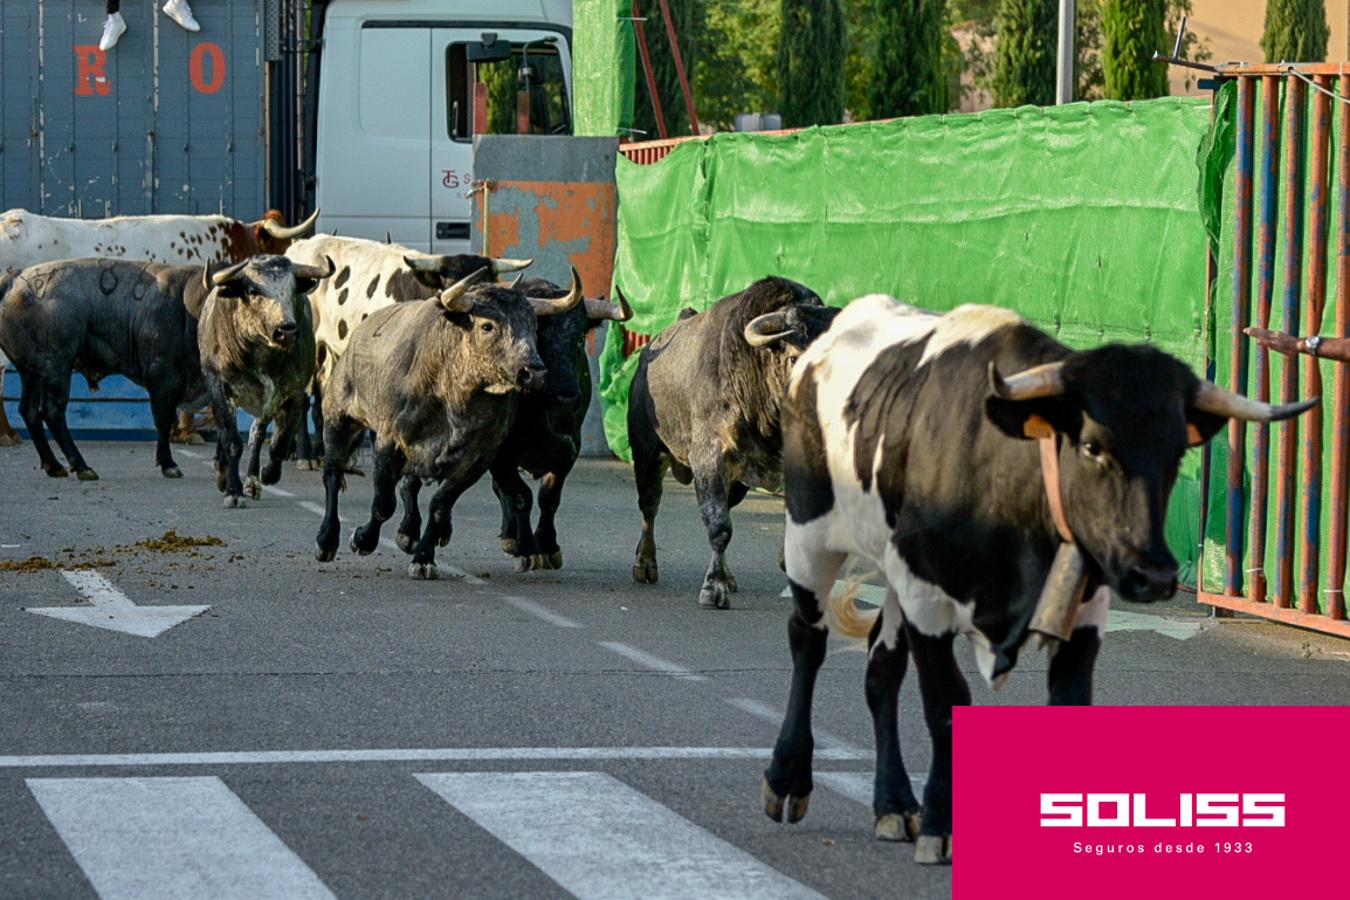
[
  {"xmin": 600, "ymin": 97, "xmax": 1216, "ymax": 577},
  {"xmin": 572, "ymin": 0, "xmax": 636, "ymax": 136}
]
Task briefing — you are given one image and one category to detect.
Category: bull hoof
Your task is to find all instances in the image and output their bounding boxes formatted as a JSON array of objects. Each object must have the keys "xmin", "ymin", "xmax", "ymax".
[
  {"xmin": 43, "ymin": 463, "xmax": 69, "ymax": 478},
  {"xmin": 350, "ymin": 527, "xmax": 378, "ymax": 556},
  {"xmin": 222, "ymin": 494, "xmax": 247, "ymax": 509},
  {"xmin": 243, "ymin": 477, "xmax": 262, "ymax": 500},
  {"xmin": 725, "ymin": 573, "xmax": 738, "ymax": 593},
  {"xmin": 173, "ymin": 431, "xmax": 206, "ymax": 445},
  {"xmin": 75, "ymin": 468, "xmax": 100, "ymax": 482},
  {"xmin": 315, "ymin": 542, "xmax": 337, "ymax": 563},
  {"xmin": 760, "ymin": 778, "xmax": 809, "ymax": 824},
  {"xmin": 761, "ymin": 778, "xmax": 785, "ymax": 822},
  {"xmin": 295, "ymin": 459, "xmax": 318, "ymax": 472},
  {"xmin": 395, "ymin": 531, "xmax": 418, "ymax": 554},
  {"xmin": 914, "ymin": 834, "xmax": 952, "ymax": 866},
  {"xmin": 0, "ymin": 432, "xmax": 21, "ymax": 447},
  {"xmin": 632, "ymin": 559, "xmax": 659, "ymax": 584},
  {"xmin": 698, "ymin": 582, "xmax": 731, "ymax": 610},
  {"xmin": 542, "ymin": 551, "xmax": 563, "ymax": 570},
  {"xmin": 500, "ymin": 537, "xmax": 518, "ymax": 555},
  {"xmin": 514, "ymin": 555, "xmax": 534, "ymax": 573},
  {"xmin": 161, "ymin": 466, "xmax": 183, "ymax": 479},
  {"xmin": 408, "ymin": 562, "xmax": 440, "ymax": 580},
  {"xmin": 875, "ymin": 810, "xmax": 923, "ymax": 843},
  {"xmin": 261, "ymin": 462, "xmax": 282, "ymax": 486}
]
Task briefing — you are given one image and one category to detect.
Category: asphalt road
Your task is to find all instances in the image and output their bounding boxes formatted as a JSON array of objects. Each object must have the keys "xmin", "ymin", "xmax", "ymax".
[{"xmin": 2, "ymin": 441, "xmax": 1349, "ymax": 899}]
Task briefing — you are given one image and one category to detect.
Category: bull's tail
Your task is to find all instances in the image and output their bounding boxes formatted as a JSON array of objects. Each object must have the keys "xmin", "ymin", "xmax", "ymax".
[{"xmin": 824, "ymin": 568, "xmax": 882, "ymax": 643}]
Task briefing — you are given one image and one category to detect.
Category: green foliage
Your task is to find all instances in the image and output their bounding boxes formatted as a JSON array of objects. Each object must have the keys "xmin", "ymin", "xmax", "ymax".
[
  {"xmin": 778, "ymin": 0, "xmax": 848, "ymax": 126},
  {"xmin": 868, "ymin": 0, "xmax": 949, "ymax": 117},
  {"xmin": 1261, "ymin": 0, "xmax": 1330, "ymax": 63},
  {"xmin": 697, "ymin": 0, "xmax": 782, "ymax": 130},
  {"xmin": 844, "ymin": 0, "xmax": 875, "ymax": 120},
  {"xmin": 1102, "ymin": 0, "xmax": 1168, "ymax": 100},
  {"xmin": 992, "ymin": 0, "xmax": 1056, "ymax": 106},
  {"xmin": 633, "ymin": 0, "xmax": 704, "ymax": 138}
]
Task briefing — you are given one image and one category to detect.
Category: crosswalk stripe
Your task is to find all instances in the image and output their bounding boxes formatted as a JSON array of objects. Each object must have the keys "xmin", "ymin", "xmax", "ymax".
[
  {"xmin": 26, "ymin": 776, "xmax": 334, "ymax": 900},
  {"xmin": 815, "ymin": 770, "xmax": 928, "ymax": 807},
  {"xmin": 417, "ymin": 771, "xmax": 825, "ymax": 900}
]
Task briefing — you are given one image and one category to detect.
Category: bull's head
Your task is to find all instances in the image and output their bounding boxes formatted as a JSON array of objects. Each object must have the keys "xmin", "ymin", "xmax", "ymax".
[
  {"xmin": 404, "ymin": 253, "xmax": 533, "ymax": 291},
  {"xmin": 986, "ymin": 346, "xmax": 1316, "ymax": 602},
  {"xmin": 208, "ymin": 255, "xmax": 334, "ymax": 350},
  {"xmin": 252, "ymin": 208, "xmax": 321, "ymax": 255},
  {"xmin": 744, "ymin": 304, "xmax": 841, "ymax": 355},
  {"xmin": 434, "ymin": 267, "xmax": 582, "ymax": 395}
]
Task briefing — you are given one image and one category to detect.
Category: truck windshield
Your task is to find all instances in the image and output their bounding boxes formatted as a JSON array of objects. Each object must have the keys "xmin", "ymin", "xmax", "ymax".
[{"xmin": 447, "ymin": 41, "xmax": 571, "ymax": 140}]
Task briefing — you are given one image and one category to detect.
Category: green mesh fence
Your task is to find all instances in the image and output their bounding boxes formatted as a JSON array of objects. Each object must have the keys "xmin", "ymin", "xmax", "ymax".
[
  {"xmin": 600, "ymin": 97, "xmax": 1217, "ymax": 577},
  {"xmin": 573, "ymin": 0, "xmax": 636, "ymax": 136}
]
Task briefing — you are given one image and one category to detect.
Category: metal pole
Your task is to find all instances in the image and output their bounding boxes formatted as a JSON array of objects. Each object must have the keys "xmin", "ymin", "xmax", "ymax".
[{"xmin": 1056, "ymin": 0, "xmax": 1075, "ymax": 104}]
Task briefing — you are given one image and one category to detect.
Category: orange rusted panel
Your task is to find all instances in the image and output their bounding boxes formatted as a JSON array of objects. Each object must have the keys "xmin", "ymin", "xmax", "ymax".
[
  {"xmin": 487, "ymin": 209, "xmax": 522, "ymax": 261},
  {"xmin": 491, "ymin": 179, "xmax": 617, "ymax": 299}
]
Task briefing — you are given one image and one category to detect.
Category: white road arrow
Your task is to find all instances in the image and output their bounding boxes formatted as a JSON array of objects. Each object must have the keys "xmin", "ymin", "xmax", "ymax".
[{"xmin": 25, "ymin": 570, "xmax": 209, "ymax": 638}]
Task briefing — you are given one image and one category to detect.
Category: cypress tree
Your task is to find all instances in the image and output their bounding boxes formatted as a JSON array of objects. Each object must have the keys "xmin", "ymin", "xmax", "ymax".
[
  {"xmin": 1261, "ymin": 0, "xmax": 1330, "ymax": 63},
  {"xmin": 869, "ymin": 0, "xmax": 948, "ymax": 117},
  {"xmin": 1102, "ymin": 0, "xmax": 1168, "ymax": 100},
  {"xmin": 778, "ymin": 0, "xmax": 848, "ymax": 127},
  {"xmin": 633, "ymin": 0, "xmax": 704, "ymax": 138},
  {"xmin": 992, "ymin": 0, "xmax": 1056, "ymax": 107}
]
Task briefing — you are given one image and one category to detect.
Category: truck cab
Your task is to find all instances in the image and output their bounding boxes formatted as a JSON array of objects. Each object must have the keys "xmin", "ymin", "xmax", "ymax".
[{"xmin": 315, "ymin": 0, "xmax": 573, "ymax": 252}]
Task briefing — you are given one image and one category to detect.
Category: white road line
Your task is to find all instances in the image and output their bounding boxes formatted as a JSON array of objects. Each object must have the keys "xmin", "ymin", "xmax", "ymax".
[
  {"xmin": 725, "ymin": 698, "xmax": 857, "ymax": 752},
  {"xmin": 505, "ymin": 596, "xmax": 582, "ymax": 629},
  {"xmin": 417, "ymin": 771, "xmax": 825, "ymax": 900},
  {"xmin": 175, "ymin": 449, "xmax": 204, "ymax": 459},
  {"xmin": 294, "ymin": 501, "xmax": 485, "ymax": 584},
  {"xmin": 0, "ymin": 746, "xmax": 867, "ymax": 769},
  {"xmin": 598, "ymin": 641, "xmax": 708, "ymax": 681},
  {"xmin": 261, "ymin": 485, "xmax": 294, "ymax": 498},
  {"xmin": 26, "ymin": 776, "xmax": 333, "ymax": 900},
  {"xmin": 814, "ymin": 771, "xmax": 927, "ymax": 807}
]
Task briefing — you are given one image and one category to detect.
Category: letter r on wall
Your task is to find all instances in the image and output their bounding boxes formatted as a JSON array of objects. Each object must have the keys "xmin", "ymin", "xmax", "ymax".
[{"xmin": 74, "ymin": 46, "xmax": 111, "ymax": 97}]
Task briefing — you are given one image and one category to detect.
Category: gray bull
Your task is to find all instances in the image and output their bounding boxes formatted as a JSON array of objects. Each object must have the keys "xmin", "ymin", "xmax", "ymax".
[
  {"xmin": 0, "ymin": 258, "xmax": 215, "ymax": 480},
  {"xmin": 315, "ymin": 270, "xmax": 582, "ymax": 579},
  {"xmin": 197, "ymin": 255, "xmax": 334, "ymax": 507}
]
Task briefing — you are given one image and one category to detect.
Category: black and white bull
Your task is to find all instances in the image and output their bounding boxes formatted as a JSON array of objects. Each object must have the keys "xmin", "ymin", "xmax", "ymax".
[
  {"xmin": 314, "ymin": 270, "xmax": 582, "ymax": 579},
  {"xmin": 197, "ymin": 255, "xmax": 334, "ymax": 507},
  {"xmin": 763, "ymin": 295, "xmax": 1316, "ymax": 864},
  {"xmin": 0, "ymin": 207, "xmax": 320, "ymax": 446},
  {"xmin": 0, "ymin": 258, "xmax": 218, "ymax": 480},
  {"xmin": 627, "ymin": 277, "xmax": 840, "ymax": 608}
]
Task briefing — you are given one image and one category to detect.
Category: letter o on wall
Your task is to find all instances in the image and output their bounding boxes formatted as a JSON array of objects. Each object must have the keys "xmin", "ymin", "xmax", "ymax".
[
  {"xmin": 190, "ymin": 43, "xmax": 227, "ymax": 95},
  {"xmin": 1087, "ymin": 794, "xmax": 1131, "ymax": 827}
]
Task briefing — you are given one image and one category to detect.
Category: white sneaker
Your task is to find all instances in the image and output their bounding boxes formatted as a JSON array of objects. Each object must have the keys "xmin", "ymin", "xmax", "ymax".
[
  {"xmin": 99, "ymin": 12, "xmax": 127, "ymax": 51},
  {"xmin": 162, "ymin": 0, "xmax": 201, "ymax": 33}
]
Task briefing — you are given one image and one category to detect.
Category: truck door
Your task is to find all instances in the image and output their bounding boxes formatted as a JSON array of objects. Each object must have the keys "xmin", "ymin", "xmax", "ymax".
[{"xmin": 430, "ymin": 28, "xmax": 572, "ymax": 255}]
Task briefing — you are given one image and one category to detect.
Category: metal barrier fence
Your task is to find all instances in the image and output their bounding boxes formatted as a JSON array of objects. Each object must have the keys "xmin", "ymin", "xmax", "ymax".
[{"xmin": 1201, "ymin": 63, "xmax": 1350, "ymax": 638}]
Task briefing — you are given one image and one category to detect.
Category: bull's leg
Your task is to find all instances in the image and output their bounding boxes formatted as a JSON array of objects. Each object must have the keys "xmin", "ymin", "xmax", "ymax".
[
  {"xmin": 692, "ymin": 453, "xmax": 735, "ymax": 609},
  {"xmin": 631, "ymin": 447, "xmax": 668, "ymax": 585},
  {"xmin": 314, "ymin": 417, "xmax": 363, "ymax": 562},
  {"xmin": 350, "ymin": 441, "xmax": 406, "ymax": 555},
  {"xmin": 243, "ymin": 418, "xmax": 269, "ymax": 499},
  {"xmin": 720, "ymin": 481, "xmax": 750, "ymax": 592},
  {"xmin": 490, "ymin": 459, "xmax": 541, "ymax": 571},
  {"xmin": 148, "ymin": 390, "xmax": 183, "ymax": 478},
  {"xmin": 209, "ymin": 387, "xmax": 247, "ymax": 508},
  {"xmin": 395, "ymin": 476, "xmax": 424, "ymax": 554},
  {"xmin": 263, "ymin": 395, "xmax": 305, "ymax": 487},
  {"xmin": 532, "ymin": 462, "xmax": 576, "ymax": 570},
  {"xmin": 39, "ymin": 377, "xmax": 97, "ymax": 481},
  {"xmin": 292, "ymin": 393, "xmax": 314, "ymax": 467},
  {"xmin": 407, "ymin": 479, "xmax": 472, "ymax": 580},
  {"xmin": 907, "ymin": 626, "xmax": 969, "ymax": 865},
  {"xmin": 866, "ymin": 589, "xmax": 923, "ymax": 842},
  {"xmin": 17, "ymin": 371, "xmax": 64, "ymax": 477},
  {"xmin": 492, "ymin": 478, "xmax": 519, "ymax": 554},
  {"xmin": 0, "ymin": 363, "xmax": 20, "ymax": 446},
  {"xmin": 309, "ymin": 388, "xmax": 326, "ymax": 461},
  {"xmin": 172, "ymin": 408, "xmax": 205, "ymax": 445},
  {"xmin": 763, "ymin": 534, "xmax": 845, "ymax": 825}
]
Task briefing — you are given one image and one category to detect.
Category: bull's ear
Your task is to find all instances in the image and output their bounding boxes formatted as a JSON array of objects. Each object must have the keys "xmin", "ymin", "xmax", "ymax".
[
  {"xmin": 1183, "ymin": 407, "xmax": 1226, "ymax": 447},
  {"xmin": 984, "ymin": 397, "xmax": 1072, "ymax": 441}
]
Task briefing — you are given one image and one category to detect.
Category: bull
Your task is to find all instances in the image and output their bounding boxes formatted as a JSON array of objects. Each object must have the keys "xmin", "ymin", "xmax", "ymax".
[
  {"xmin": 627, "ymin": 277, "xmax": 840, "ymax": 608},
  {"xmin": 0, "ymin": 207, "xmax": 320, "ymax": 446},
  {"xmin": 197, "ymin": 255, "xmax": 334, "ymax": 507},
  {"xmin": 763, "ymin": 295, "xmax": 1316, "ymax": 864},
  {"xmin": 314, "ymin": 270, "xmax": 582, "ymax": 579}
]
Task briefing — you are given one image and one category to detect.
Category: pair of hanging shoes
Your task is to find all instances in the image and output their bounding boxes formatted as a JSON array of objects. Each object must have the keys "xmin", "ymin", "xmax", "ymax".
[{"xmin": 100, "ymin": 1, "xmax": 201, "ymax": 52}]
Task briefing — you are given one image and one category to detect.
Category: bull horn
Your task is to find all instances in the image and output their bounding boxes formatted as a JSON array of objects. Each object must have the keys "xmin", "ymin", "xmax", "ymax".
[
  {"xmin": 210, "ymin": 260, "xmax": 250, "ymax": 287},
  {"xmin": 291, "ymin": 255, "xmax": 336, "ymax": 281},
  {"xmin": 988, "ymin": 361, "xmax": 1067, "ymax": 401},
  {"xmin": 1192, "ymin": 381, "xmax": 1319, "ymax": 422},
  {"xmin": 585, "ymin": 285, "xmax": 635, "ymax": 322},
  {"xmin": 508, "ymin": 273, "xmax": 526, "ymax": 290},
  {"xmin": 438, "ymin": 267, "xmax": 488, "ymax": 314},
  {"xmin": 385, "ymin": 231, "xmax": 393, "ymax": 244},
  {"xmin": 528, "ymin": 267, "xmax": 583, "ymax": 317},
  {"xmin": 744, "ymin": 311, "xmax": 794, "ymax": 348},
  {"xmin": 261, "ymin": 207, "xmax": 321, "ymax": 240},
  {"xmin": 403, "ymin": 255, "xmax": 442, "ymax": 274},
  {"xmin": 491, "ymin": 257, "xmax": 533, "ymax": 274}
]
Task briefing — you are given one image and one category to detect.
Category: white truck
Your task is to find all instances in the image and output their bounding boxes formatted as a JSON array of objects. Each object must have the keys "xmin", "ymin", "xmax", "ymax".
[{"xmin": 314, "ymin": 0, "xmax": 574, "ymax": 252}]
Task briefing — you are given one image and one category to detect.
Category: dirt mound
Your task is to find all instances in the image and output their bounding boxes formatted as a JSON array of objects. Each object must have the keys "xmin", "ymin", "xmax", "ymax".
[{"xmin": 132, "ymin": 530, "xmax": 226, "ymax": 553}]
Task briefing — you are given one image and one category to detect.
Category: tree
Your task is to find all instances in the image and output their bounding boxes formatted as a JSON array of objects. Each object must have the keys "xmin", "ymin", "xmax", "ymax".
[
  {"xmin": 778, "ymin": 0, "xmax": 848, "ymax": 127},
  {"xmin": 1261, "ymin": 0, "xmax": 1330, "ymax": 63},
  {"xmin": 992, "ymin": 0, "xmax": 1056, "ymax": 107},
  {"xmin": 698, "ymin": 0, "xmax": 781, "ymax": 130},
  {"xmin": 868, "ymin": 0, "xmax": 949, "ymax": 117},
  {"xmin": 633, "ymin": 0, "xmax": 705, "ymax": 138},
  {"xmin": 1102, "ymin": 0, "xmax": 1168, "ymax": 100}
]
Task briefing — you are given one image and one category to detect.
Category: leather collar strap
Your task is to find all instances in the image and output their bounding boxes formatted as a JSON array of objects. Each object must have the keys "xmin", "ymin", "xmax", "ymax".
[{"xmin": 1025, "ymin": 415, "xmax": 1074, "ymax": 544}]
